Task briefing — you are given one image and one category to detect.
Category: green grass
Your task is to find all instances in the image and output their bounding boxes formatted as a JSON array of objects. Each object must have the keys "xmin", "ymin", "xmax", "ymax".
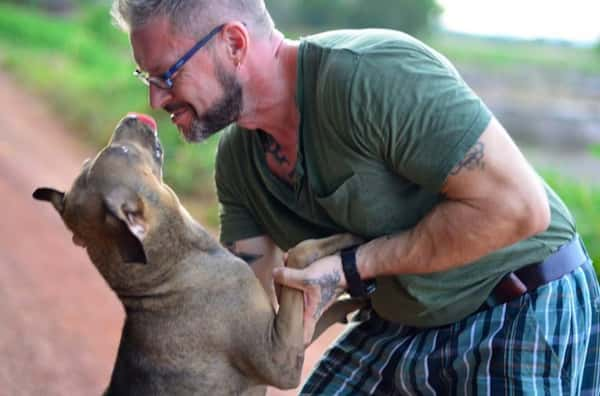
[
  {"xmin": 543, "ymin": 171, "xmax": 600, "ymax": 268},
  {"xmin": 0, "ymin": 3, "xmax": 220, "ymax": 202},
  {"xmin": 428, "ymin": 34, "xmax": 600, "ymax": 75}
]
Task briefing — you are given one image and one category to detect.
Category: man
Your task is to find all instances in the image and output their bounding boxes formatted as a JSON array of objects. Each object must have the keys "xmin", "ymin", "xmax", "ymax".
[{"xmin": 112, "ymin": 0, "xmax": 600, "ymax": 394}]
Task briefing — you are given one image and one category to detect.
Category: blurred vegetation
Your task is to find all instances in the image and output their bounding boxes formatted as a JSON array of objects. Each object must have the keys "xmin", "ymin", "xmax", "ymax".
[
  {"xmin": 542, "ymin": 172, "xmax": 600, "ymax": 265},
  {"xmin": 428, "ymin": 34, "xmax": 600, "ymax": 75},
  {"xmin": 0, "ymin": 2, "xmax": 598, "ymax": 267},
  {"xmin": 0, "ymin": 2, "xmax": 218, "ymax": 201},
  {"xmin": 1, "ymin": 0, "xmax": 74, "ymax": 13},
  {"xmin": 265, "ymin": 0, "xmax": 441, "ymax": 37}
]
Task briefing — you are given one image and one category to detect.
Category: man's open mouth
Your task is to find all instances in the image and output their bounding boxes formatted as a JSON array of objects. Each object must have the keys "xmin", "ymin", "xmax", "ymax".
[{"xmin": 170, "ymin": 108, "xmax": 186, "ymax": 122}]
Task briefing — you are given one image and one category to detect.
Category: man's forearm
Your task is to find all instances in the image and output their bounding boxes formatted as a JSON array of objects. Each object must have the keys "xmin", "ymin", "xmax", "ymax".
[
  {"xmin": 357, "ymin": 194, "xmax": 548, "ymax": 279},
  {"xmin": 356, "ymin": 120, "xmax": 551, "ymax": 280}
]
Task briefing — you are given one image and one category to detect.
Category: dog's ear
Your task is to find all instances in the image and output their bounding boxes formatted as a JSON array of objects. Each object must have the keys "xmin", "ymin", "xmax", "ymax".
[
  {"xmin": 104, "ymin": 188, "xmax": 148, "ymax": 264},
  {"xmin": 104, "ymin": 188, "xmax": 147, "ymax": 240},
  {"xmin": 33, "ymin": 187, "xmax": 66, "ymax": 214}
]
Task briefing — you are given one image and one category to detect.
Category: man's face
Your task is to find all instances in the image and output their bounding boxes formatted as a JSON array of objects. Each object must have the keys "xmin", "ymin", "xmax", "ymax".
[{"xmin": 130, "ymin": 17, "xmax": 243, "ymax": 142}]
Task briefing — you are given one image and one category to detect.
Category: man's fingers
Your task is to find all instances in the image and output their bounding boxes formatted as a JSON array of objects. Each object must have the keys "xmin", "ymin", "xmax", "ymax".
[
  {"xmin": 274, "ymin": 266, "xmax": 329, "ymax": 345},
  {"xmin": 272, "ymin": 267, "xmax": 305, "ymax": 291}
]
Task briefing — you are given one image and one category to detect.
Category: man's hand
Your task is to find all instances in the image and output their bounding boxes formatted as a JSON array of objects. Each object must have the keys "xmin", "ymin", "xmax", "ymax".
[{"xmin": 273, "ymin": 253, "xmax": 347, "ymax": 345}]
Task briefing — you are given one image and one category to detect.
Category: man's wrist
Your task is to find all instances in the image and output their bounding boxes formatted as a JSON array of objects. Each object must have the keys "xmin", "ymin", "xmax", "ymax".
[{"xmin": 340, "ymin": 244, "xmax": 376, "ymax": 297}]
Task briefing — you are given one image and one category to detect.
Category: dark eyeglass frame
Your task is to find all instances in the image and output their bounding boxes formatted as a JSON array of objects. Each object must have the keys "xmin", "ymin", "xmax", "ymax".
[{"xmin": 134, "ymin": 24, "xmax": 225, "ymax": 90}]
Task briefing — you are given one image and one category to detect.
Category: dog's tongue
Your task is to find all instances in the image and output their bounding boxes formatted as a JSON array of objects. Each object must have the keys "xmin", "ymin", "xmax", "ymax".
[{"xmin": 128, "ymin": 113, "xmax": 157, "ymax": 132}]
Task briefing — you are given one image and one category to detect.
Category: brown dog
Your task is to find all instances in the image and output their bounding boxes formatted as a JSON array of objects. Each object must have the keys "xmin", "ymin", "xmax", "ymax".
[{"xmin": 33, "ymin": 114, "xmax": 361, "ymax": 395}]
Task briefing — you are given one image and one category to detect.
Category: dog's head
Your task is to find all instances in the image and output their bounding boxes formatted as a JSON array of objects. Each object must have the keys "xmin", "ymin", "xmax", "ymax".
[{"xmin": 33, "ymin": 113, "xmax": 185, "ymax": 294}]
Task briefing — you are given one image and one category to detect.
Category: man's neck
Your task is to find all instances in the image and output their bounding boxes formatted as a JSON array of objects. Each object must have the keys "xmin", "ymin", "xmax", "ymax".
[{"xmin": 237, "ymin": 31, "xmax": 300, "ymax": 148}]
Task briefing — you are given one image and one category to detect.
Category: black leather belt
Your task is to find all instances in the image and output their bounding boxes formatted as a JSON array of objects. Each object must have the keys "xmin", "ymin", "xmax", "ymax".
[{"xmin": 489, "ymin": 235, "xmax": 588, "ymax": 306}]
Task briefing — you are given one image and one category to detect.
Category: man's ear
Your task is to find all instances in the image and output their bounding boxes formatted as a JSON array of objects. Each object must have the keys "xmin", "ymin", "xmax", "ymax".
[
  {"xmin": 33, "ymin": 187, "xmax": 65, "ymax": 214},
  {"xmin": 222, "ymin": 22, "xmax": 248, "ymax": 66},
  {"xmin": 104, "ymin": 187, "xmax": 148, "ymax": 264}
]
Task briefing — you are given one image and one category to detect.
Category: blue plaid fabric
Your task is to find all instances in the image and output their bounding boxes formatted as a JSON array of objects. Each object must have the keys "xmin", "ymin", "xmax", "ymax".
[{"xmin": 301, "ymin": 261, "xmax": 600, "ymax": 395}]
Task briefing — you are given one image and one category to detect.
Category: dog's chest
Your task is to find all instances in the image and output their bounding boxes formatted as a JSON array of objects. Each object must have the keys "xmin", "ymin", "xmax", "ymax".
[{"xmin": 113, "ymin": 314, "xmax": 255, "ymax": 394}]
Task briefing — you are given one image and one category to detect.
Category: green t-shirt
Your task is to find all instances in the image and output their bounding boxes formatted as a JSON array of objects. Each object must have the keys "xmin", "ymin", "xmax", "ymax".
[{"xmin": 215, "ymin": 29, "xmax": 576, "ymax": 327}]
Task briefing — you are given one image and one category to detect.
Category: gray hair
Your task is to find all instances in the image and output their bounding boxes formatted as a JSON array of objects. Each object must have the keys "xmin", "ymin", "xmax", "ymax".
[{"xmin": 111, "ymin": 0, "xmax": 274, "ymax": 38}]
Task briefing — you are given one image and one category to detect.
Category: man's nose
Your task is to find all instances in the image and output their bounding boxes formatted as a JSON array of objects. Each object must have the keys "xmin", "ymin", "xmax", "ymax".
[{"xmin": 149, "ymin": 84, "xmax": 171, "ymax": 109}]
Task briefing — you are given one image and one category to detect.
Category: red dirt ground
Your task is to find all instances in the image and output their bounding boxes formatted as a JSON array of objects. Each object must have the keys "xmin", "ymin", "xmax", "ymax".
[{"xmin": 0, "ymin": 71, "xmax": 342, "ymax": 395}]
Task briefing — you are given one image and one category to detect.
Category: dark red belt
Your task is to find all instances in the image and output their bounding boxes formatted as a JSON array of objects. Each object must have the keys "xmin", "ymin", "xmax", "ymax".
[{"xmin": 490, "ymin": 236, "xmax": 588, "ymax": 305}]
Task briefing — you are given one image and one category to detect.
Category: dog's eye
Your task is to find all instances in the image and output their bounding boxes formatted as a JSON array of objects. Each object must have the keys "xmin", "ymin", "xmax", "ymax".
[
  {"xmin": 154, "ymin": 144, "xmax": 163, "ymax": 160},
  {"xmin": 152, "ymin": 139, "xmax": 163, "ymax": 161},
  {"xmin": 106, "ymin": 144, "xmax": 131, "ymax": 156}
]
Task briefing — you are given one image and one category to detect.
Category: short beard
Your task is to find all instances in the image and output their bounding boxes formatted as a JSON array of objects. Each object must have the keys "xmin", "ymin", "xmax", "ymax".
[{"xmin": 185, "ymin": 63, "xmax": 243, "ymax": 143}]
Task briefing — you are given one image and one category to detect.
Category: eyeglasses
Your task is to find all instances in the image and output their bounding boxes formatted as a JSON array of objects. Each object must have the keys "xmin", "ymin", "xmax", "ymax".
[{"xmin": 134, "ymin": 24, "xmax": 225, "ymax": 90}]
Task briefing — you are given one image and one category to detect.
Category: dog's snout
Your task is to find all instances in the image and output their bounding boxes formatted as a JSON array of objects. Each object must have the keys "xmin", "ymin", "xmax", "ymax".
[
  {"xmin": 109, "ymin": 114, "xmax": 165, "ymax": 178},
  {"xmin": 127, "ymin": 113, "xmax": 157, "ymax": 132},
  {"xmin": 114, "ymin": 114, "xmax": 162, "ymax": 151}
]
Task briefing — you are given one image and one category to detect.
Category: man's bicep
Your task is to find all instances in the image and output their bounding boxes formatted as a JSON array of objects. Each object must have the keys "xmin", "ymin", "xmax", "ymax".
[
  {"xmin": 440, "ymin": 117, "xmax": 549, "ymax": 231},
  {"xmin": 442, "ymin": 117, "xmax": 540, "ymax": 200},
  {"xmin": 226, "ymin": 235, "xmax": 283, "ymax": 308}
]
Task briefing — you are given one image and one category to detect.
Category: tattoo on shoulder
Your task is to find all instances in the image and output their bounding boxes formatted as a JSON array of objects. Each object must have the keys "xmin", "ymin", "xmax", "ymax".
[
  {"xmin": 450, "ymin": 141, "xmax": 485, "ymax": 176},
  {"xmin": 225, "ymin": 242, "xmax": 263, "ymax": 265},
  {"xmin": 303, "ymin": 270, "xmax": 342, "ymax": 319}
]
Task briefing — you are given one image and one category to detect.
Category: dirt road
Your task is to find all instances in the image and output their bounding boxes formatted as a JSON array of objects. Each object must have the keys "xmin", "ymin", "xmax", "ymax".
[{"xmin": 0, "ymin": 71, "xmax": 341, "ymax": 395}]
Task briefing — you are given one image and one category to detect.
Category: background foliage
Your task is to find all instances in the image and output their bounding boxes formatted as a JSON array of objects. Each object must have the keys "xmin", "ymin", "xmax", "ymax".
[
  {"xmin": 265, "ymin": 0, "xmax": 441, "ymax": 37},
  {"xmin": 0, "ymin": 1, "xmax": 598, "ymax": 267},
  {"xmin": 0, "ymin": 2, "xmax": 218, "ymax": 197}
]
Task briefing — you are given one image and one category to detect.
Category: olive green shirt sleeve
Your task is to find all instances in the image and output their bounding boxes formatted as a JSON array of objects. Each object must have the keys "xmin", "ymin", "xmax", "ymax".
[
  {"xmin": 215, "ymin": 129, "xmax": 263, "ymax": 244},
  {"xmin": 349, "ymin": 46, "xmax": 492, "ymax": 192}
]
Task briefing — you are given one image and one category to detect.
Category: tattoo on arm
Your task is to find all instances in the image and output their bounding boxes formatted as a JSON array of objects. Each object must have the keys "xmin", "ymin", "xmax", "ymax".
[
  {"xmin": 303, "ymin": 270, "xmax": 342, "ymax": 319},
  {"xmin": 225, "ymin": 242, "xmax": 264, "ymax": 265},
  {"xmin": 450, "ymin": 141, "xmax": 485, "ymax": 176}
]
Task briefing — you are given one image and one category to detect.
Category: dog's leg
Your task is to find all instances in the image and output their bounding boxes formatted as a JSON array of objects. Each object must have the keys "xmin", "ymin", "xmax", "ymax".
[
  {"xmin": 267, "ymin": 233, "xmax": 363, "ymax": 388},
  {"xmin": 275, "ymin": 233, "xmax": 363, "ymax": 339}
]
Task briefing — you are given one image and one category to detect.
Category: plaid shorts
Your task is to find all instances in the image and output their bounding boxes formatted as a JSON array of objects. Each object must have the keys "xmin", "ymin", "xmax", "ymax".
[{"xmin": 301, "ymin": 261, "xmax": 600, "ymax": 395}]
